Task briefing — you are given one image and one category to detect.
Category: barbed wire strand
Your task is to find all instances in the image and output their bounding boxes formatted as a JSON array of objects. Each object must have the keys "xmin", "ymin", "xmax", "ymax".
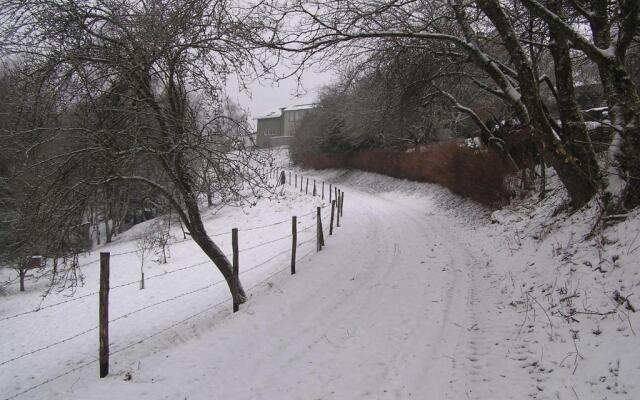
[
  {"xmin": 0, "ymin": 259, "xmax": 218, "ymax": 323},
  {"xmin": 1, "ymin": 357, "xmax": 99, "ymax": 400},
  {"xmin": 2, "ymin": 215, "xmax": 324, "ymax": 323},
  {"xmin": 240, "ymin": 232, "xmax": 291, "ymax": 253},
  {"xmin": 1, "ymin": 224, "xmax": 323, "ymax": 400},
  {"xmin": 2, "ymin": 221, "xmax": 315, "ymax": 321},
  {"xmin": 0, "ymin": 325, "xmax": 98, "ymax": 367},
  {"xmin": 0, "ymin": 233, "xmax": 319, "ymax": 366},
  {"xmin": 10, "ymin": 208, "xmax": 321, "ymax": 277}
]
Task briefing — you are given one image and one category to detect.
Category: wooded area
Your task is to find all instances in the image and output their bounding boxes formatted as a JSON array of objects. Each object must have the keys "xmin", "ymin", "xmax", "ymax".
[
  {"xmin": 269, "ymin": 0, "xmax": 640, "ymax": 210},
  {"xmin": 0, "ymin": 0, "xmax": 275, "ymax": 300},
  {"xmin": 1, "ymin": 0, "xmax": 639, "ymax": 296}
]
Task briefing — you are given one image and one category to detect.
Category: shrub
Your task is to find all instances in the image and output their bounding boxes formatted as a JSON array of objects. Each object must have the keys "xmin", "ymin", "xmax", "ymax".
[{"xmin": 297, "ymin": 141, "xmax": 515, "ymax": 207}]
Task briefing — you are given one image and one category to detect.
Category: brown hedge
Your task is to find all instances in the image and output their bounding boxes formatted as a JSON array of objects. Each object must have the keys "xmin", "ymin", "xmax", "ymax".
[{"xmin": 297, "ymin": 142, "xmax": 515, "ymax": 208}]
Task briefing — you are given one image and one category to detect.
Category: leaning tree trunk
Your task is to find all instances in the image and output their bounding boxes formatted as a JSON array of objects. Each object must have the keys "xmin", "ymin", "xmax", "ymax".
[{"xmin": 183, "ymin": 195, "xmax": 247, "ymax": 304}]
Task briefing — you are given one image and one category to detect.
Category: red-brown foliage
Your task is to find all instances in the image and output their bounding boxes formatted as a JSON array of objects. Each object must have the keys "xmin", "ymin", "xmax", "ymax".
[{"xmin": 298, "ymin": 141, "xmax": 516, "ymax": 208}]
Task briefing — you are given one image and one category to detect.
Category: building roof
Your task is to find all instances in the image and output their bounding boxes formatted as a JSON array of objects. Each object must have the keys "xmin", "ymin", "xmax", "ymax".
[
  {"xmin": 256, "ymin": 110, "xmax": 282, "ymax": 119},
  {"xmin": 255, "ymin": 103, "xmax": 316, "ymax": 120},
  {"xmin": 284, "ymin": 103, "xmax": 316, "ymax": 112}
]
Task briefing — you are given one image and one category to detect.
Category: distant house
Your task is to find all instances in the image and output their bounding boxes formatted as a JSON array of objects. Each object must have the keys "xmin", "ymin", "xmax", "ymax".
[{"xmin": 255, "ymin": 104, "xmax": 315, "ymax": 148}]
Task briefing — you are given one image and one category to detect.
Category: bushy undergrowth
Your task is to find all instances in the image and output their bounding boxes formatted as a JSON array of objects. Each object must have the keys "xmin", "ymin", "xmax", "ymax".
[{"xmin": 296, "ymin": 142, "xmax": 516, "ymax": 208}]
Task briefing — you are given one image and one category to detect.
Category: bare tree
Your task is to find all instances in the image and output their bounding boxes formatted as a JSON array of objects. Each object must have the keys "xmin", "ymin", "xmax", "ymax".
[
  {"xmin": 261, "ymin": 0, "xmax": 609, "ymax": 207},
  {"xmin": 0, "ymin": 0, "xmax": 276, "ymax": 304},
  {"xmin": 518, "ymin": 0, "xmax": 640, "ymax": 207}
]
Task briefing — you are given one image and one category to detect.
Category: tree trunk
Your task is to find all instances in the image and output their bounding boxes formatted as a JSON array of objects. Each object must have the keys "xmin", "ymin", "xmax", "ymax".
[
  {"xmin": 183, "ymin": 195, "xmax": 247, "ymax": 304},
  {"xmin": 547, "ymin": 4, "xmax": 601, "ymax": 196},
  {"xmin": 94, "ymin": 220, "xmax": 101, "ymax": 245},
  {"xmin": 104, "ymin": 213, "xmax": 112, "ymax": 243},
  {"xmin": 19, "ymin": 268, "xmax": 25, "ymax": 292},
  {"xmin": 477, "ymin": 0, "xmax": 599, "ymax": 207},
  {"xmin": 596, "ymin": 60, "xmax": 640, "ymax": 207},
  {"xmin": 538, "ymin": 142, "xmax": 547, "ymax": 199},
  {"xmin": 104, "ymin": 212, "xmax": 113, "ymax": 243}
]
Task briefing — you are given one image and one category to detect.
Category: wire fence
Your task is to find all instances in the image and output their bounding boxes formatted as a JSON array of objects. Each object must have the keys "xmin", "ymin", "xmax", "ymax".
[
  {"xmin": 0, "ymin": 210, "xmax": 329, "ymax": 323},
  {"xmin": 0, "ymin": 169, "xmax": 344, "ymax": 400},
  {"xmin": 1, "ymin": 205, "xmax": 322, "ymax": 290}
]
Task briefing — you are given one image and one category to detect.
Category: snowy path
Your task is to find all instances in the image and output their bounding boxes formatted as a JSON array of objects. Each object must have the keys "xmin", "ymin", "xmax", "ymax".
[
  {"xmin": 4, "ymin": 159, "xmax": 640, "ymax": 400},
  {"xmin": 61, "ymin": 180, "xmax": 535, "ymax": 400}
]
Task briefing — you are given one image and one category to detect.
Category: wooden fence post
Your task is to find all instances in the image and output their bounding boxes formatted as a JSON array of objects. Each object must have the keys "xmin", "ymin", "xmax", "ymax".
[
  {"xmin": 305, "ymin": 178, "xmax": 309, "ymax": 195},
  {"xmin": 334, "ymin": 186, "xmax": 338, "ymax": 202},
  {"xmin": 330, "ymin": 200, "xmax": 335, "ymax": 235},
  {"xmin": 322, "ymin": 181, "xmax": 325, "ymax": 200},
  {"xmin": 313, "ymin": 180, "xmax": 317, "ymax": 196},
  {"xmin": 319, "ymin": 208, "xmax": 325, "ymax": 246},
  {"xmin": 300, "ymin": 176, "xmax": 303, "ymax": 192},
  {"xmin": 316, "ymin": 207, "xmax": 322, "ymax": 251},
  {"xmin": 340, "ymin": 192, "xmax": 345, "ymax": 217},
  {"xmin": 329, "ymin": 183, "xmax": 332, "ymax": 203},
  {"xmin": 18, "ymin": 267, "xmax": 26, "ymax": 292},
  {"xmin": 99, "ymin": 252, "xmax": 110, "ymax": 378},
  {"xmin": 295, "ymin": 173, "xmax": 297, "ymax": 188},
  {"xmin": 291, "ymin": 216, "xmax": 297, "ymax": 275},
  {"xmin": 232, "ymin": 228, "xmax": 239, "ymax": 313},
  {"xmin": 336, "ymin": 197, "xmax": 340, "ymax": 228}
]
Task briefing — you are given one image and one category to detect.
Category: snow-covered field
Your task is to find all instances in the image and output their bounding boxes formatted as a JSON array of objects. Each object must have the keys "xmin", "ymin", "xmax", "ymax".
[{"xmin": 1, "ymin": 149, "xmax": 639, "ymax": 400}]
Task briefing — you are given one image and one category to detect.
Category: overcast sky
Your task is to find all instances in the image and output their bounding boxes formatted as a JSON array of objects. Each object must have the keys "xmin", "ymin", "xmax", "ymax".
[{"xmin": 225, "ymin": 64, "xmax": 335, "ymax": 128}]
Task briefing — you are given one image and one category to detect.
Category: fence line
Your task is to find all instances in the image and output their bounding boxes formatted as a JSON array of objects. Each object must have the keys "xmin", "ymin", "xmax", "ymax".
[
  {"xmin": 239, "ymin": 215, "xmax": 322, "ymax": 254},
  {"xmin": 2, "ymin": 262, "xmax": 325, "ymax": 400},
  {"xmin": 241, "ymin": 231, "xmax": 293, "ymax": 253},
  {"xmin": 0, "ymin": 225, "xmax": 321, "ymax": 367},
  {"xmin": 1, "ymin": 211, "xmax": 327, "ymax": 322},
  {"xmin": 86, "ymin": 210, "xmax": 318, "ymax": 259},
  {"xmin": 3, "ymin": 167, "xmax": 334, "ymax": 289},
  {"xmin": 110, "ymin": 235, "xmax": 320, "ymax": 359},
  {"xmin": 1, "ymin": 356, "xmax": 99, "ymax": 400},
  {"xmin": 2, "ymin": 211, "xmax": 325, "ymax": 323},
  {"xmin": 2, "ymin": 175, "xmax": 334, "ymax": 325},
  {"xmin": 1, "ymin": 170, "xmax": 346, "ymax": 400},
  {"xmin": 0, "ymin": 258, "xmax": 225, "ymax": 323},
  {"xmin": 0, "ymin": 325, "xmax": 97, "ymax": 367},
  {"xmin": 2, "ymin": 208, "xmax": 320, "ymax": 287}
]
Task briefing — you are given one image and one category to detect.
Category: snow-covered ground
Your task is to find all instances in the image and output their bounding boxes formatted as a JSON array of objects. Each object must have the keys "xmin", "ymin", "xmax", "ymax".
[{"xmin": 1, "ymin": 149, "xmax": 639, "ymax": 400}]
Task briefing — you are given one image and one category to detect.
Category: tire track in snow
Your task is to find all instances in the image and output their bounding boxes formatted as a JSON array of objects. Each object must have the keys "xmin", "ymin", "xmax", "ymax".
[{"xmin": 58, "ymin": 174, "xmax": 537, "ymax": 400}]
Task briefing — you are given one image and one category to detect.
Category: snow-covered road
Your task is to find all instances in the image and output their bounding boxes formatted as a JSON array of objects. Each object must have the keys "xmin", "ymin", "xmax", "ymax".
[
  {"xmin": 9, "ymin": 167, "xmax": 633, "ymax": 400},
  {"xmin": 63, "ymin": 177, "xmax": 535, "ymax": 400}
]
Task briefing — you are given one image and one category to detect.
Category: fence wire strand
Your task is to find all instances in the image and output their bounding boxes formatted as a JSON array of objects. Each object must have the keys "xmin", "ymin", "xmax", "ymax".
[
  {"xmin": 1, "ymin": 178, "xmax": 342, "ymax": 400},
  {"xmin": 0, "ymin": 231, "xmax": 319, "ymax": 367}
]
